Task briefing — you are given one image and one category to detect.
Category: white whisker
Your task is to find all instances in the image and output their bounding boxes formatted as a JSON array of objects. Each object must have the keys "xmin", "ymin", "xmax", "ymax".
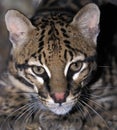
[
  {"xmin": 75, "ymin": 102, "xmax": 85, "ymax": 119},
  {"xmin": 14, "ymin": 103, "xmax": 35, "ymax": 126},
  {"xmin": 0, "ymin": 103, "xmax": 29, "ymax": 129},
  {"xmin": 83, "ymin": 97, "xmax": 104, "ymax": 110},
  {"xmin": 78, "ymin": 101, "xmax": 94, "ymax": 126},
  {"xmin": 79, "ymin": 100, "xmax": 109, "ymax": 128},
  {"xmin": 23, "ymin": 101, "xmax": 39, "ymax": 125},
  {"xmin": 98, "ymin": 65, "xmax": 112, "ymax": 68}
]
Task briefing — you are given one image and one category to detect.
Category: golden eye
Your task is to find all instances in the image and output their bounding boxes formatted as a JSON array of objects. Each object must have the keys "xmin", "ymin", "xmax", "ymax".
[
  {"xmin": 70, "ymin": 62, "xmax": 82, "ymax": 72},
  {"xmin": 32, "ymin": 66, "xmax": 45, "ymax": 75}
]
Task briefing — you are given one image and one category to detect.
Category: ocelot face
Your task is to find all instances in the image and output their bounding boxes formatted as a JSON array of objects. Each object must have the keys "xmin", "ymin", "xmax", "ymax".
[{"xmin": 5, "ymin": 4, "xmax": 100, "ymax": 115}]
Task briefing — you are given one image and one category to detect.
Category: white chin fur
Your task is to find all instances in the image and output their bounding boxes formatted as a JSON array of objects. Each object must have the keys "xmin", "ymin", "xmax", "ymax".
[
  {"xmin": 47, "ymin": 99, "xmax": 76, "ymax": 115},
  {"xmin": 49, "ymin": 104, "xmax": 73, "ymax": 115}
]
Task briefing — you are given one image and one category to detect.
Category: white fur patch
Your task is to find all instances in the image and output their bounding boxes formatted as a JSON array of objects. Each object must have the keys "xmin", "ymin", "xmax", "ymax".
[
  {"xmin": 28, "ymin": 60, "xmax": 42, "ymax": 66},
  {"xmin": 36, "ymin": 76, "xmax": 44, "ymax": 84},
  {"xmin": 43, "ymin": 64, "xmax": 51, "ymax": 78},
  {"xmin": 64, "ymin": 62, "xmax": 71, "ymax": 76}
]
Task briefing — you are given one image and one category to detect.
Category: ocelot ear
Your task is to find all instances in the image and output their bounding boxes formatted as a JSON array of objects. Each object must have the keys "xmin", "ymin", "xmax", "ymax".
[
  {"xmin": 5, "ymin": 10, "xmax": 36, "ymax": 48},
  {"xmin": 71, "ymin": 3, "xmax": 100, "ymax": 44}
]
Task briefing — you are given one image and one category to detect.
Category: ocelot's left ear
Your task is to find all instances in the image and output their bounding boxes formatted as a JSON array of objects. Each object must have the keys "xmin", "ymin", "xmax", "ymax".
[
  {"xmin": 71, "ymin": 3, "xmax": 100, "ymax": 44},
  {"xmin": 5, "ymin": 10, "xmax": 36, "ymax": 48}
]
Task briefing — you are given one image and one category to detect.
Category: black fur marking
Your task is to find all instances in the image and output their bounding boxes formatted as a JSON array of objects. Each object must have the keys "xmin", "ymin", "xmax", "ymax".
[
  {"xmin": 38, "ymin": 47, "xmax": 44, "ymax": 53},
  {"xmin": 39, "ymin": 35, "xmax": 45, "ymax": 42},
  {"xmin": 64, "ymin": 49, "xmax": 68, "ymax": 60},
  {"xmin": 65, "ymin": 44, "xmax": 76, "ymax": 51},
  {"xmin": 39, "ymin": 41, "xmax": 44, "ymax": 48},
  {"xmin": 55, "ymin": 28, "xmax": 59, "ymax": 35},
  {"xmin": 64, "ymin": 40, "xmax": 71, "ymax": 45},
  {"xmin": 48, "ymin": 28, "xmax": 53, "ymax": 35},
  {"xmin": 38, "ymin": 54, "xmax": 43, "ymax": 65},
  {"xmin": 15, "ymin": 63, "xmax": 29, "ymax": 70},
  {"xmin": 15, "ymin": 76, "xmax": 34, "ymax": 89},
  {"xmin": 63, "ymin": 33, "xmax": 69, "ymax": 38},
  {"xmin": 31, "ymin": 53, "xmax": 37, "ymax": 58},
  {"xmin": 41, "ymin": 30, "xmax": 46, "ymax": 35},
  {"xmin": 68, "ymin": 51, "xmax": 74, "ymax": 61}
]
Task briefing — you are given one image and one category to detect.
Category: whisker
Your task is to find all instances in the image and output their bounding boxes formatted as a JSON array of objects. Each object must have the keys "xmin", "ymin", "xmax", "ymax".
[
  {"xmin": 25, "ymin": 109, "xmax": 35, "ymax": 123},
  {"xmin": 98, "ymin": 65, "xmax": 112, "ymax": 68},
  {"xmin": 0, "ymin": 103, "xmax": 29, "ymax": 129},
  {"xmin": 19, "ymin": 100, "xmax": 40, "ymax": 130},
  {"xmin": 9, "ymin": 106, "xmax": 31, "ymax": 130},
  {"xmin": 23, "ymin": 101, "xmax": 39, "ymax": 125},
  {"xmin": 0, "ymin": 101, "xmax": 36, "ymax": 129},
  {"xmin": 82, "ymin": 97, "xmax": 104, "ymax": 110},
  {"xmin": 21, "ymin": 106, "xmax": 36, "ymax": 129},
  {"xmin": 78, "ymin": 101, "xmax": 94, "ymax": 126},
  {"xmin": 75, "ymin": 102, "xmax": 86, "ymax": 119},
  {"xmin": 14, "ymin": 102, "xmax": 36, "ymax": 126},
  {"xmin": 86, "ymin": 85, "xmax": 114, "ymax": 91},
  {"xmin": 79, "ymin": 100, "xmax": 109, "ymax": 128},
  {"xmin": 84, "ymin": 93, "xmax": 103, "ymax": 99}
]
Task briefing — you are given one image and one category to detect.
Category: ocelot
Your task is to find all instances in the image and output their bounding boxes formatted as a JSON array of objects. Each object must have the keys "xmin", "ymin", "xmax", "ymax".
[{"xmin": 0, "ymin": 0, "xmax": 117, "ymax": 130}]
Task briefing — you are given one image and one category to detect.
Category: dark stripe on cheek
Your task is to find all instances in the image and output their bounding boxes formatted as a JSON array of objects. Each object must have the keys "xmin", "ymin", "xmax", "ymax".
[{"xmin": 15, "ymin": 76, "xmax": 34, "ymax": 89}]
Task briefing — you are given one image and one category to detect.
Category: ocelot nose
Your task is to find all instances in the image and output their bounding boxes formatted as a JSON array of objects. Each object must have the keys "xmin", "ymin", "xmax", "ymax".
[{"xmin": 51, "ymin": 92, "xmax": 68, "ymax": 104}]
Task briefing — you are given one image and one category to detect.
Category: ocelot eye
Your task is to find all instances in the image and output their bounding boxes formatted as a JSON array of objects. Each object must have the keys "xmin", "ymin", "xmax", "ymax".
[
  {"xmin": 32, "ymin": 66, "xmax": 45, "ymax": 75},
  {"xmin": 70, "ymin": 62, "xmax": 83, "ymax": 72}
]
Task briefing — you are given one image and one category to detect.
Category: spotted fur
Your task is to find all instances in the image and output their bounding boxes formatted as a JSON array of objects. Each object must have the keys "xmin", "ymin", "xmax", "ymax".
[{"xmin": 0, "ymin": 0, "xmax": 117, "ymax": 130}]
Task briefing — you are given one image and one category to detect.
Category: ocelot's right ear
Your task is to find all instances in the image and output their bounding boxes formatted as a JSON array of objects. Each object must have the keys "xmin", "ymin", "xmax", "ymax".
[
  {"xmin": 70, "ymin": 3, "xmax": 100, "ymax": 44},
  {"xmin": 5, "ymin": 10, "xmax": 36, "ymax": 48}
]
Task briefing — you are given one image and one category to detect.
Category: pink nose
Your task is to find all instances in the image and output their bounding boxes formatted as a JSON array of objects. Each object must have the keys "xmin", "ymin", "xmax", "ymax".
[
  {"xmin": 54, "ymin": 92, "xmax": 65, "ymax": 101},
  {"xmin": 52, "ymin": 92, "xmax": 66, "ymax": 103}
]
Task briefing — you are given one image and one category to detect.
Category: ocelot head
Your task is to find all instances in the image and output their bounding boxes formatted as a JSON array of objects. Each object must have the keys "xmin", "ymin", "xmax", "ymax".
[{"xmin": 5, "ymin": 4, "xmax": 100, "ymax": 115}]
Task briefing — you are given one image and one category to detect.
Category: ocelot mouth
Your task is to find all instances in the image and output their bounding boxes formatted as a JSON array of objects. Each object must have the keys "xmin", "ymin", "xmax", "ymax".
[{"xmin": 44, "ymin": 92, "xmax": 80, "ymax": 115}]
